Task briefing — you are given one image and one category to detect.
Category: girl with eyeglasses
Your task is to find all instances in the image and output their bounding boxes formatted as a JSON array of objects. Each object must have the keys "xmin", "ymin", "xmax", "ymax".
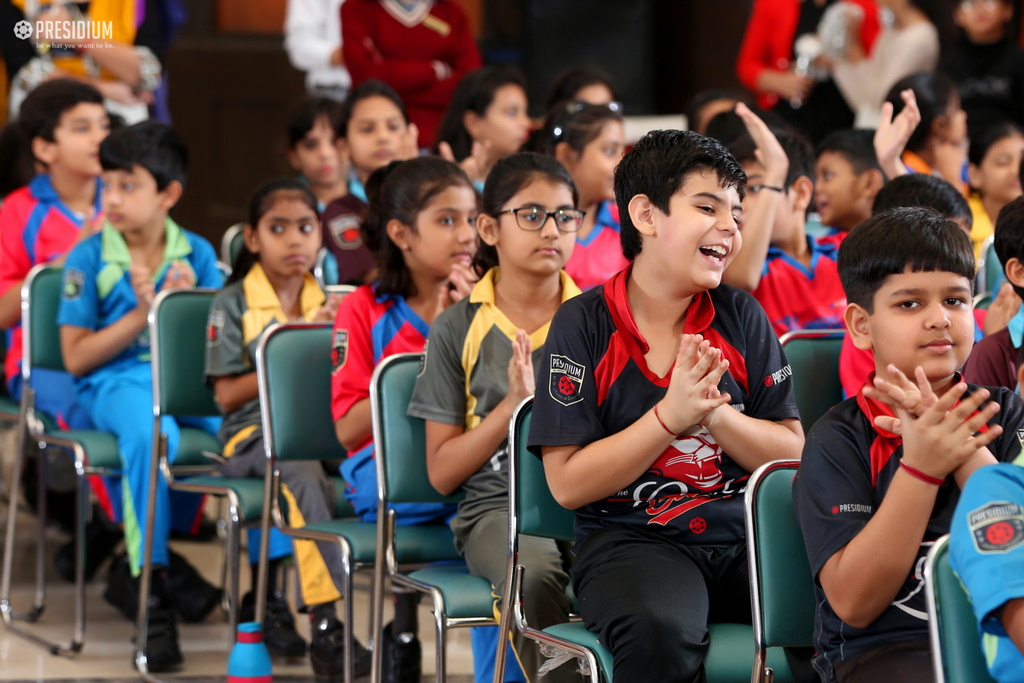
[
  {"xmin": 542, "ymin": 100, "xmax": 627, "ymax": 290},
  {"xmin": 408, "ymin": 152, "xmax": 583, "ymax": 683}
]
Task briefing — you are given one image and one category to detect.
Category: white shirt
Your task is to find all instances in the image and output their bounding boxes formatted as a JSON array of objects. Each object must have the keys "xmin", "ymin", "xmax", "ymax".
[
  {"xmin": 832, "ymin": 20, "xmax": 940, "ymax": 129},
  {"xmin": 284, "ymin": 0, "xmax": 352, "ymax": 99}
]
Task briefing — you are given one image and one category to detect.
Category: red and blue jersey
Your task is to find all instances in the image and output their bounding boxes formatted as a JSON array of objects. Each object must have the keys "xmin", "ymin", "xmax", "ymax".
[
  {"xmin": 529, "ymin": 267, "xmax": 800, "ymax": 547},
  {"xmin": 331, "ymin": 283, "xmax": 430, "ymax": 452},
  {"xmin": 564, "ymin": 201, "xmax": 628, "ymax": 292},
  {"xmin": 0, "ymin": 174, "xmax": 100, "ymax": 387},
  {"xmin": 752, "ymin": 234, "xmax": 846, "ymax": 337},
  {"xmin": 817, "ymin": 227, "xmax": 848, "ymax": 251}
]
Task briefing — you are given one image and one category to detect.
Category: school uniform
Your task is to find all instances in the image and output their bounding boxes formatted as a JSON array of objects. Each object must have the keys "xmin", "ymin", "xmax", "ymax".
[
  {"xmin": 950, "ymin": 461, "xmax": 1024, "ymax": 683},
  {"xmin": 57, "ymin": 219, "xmax": 222, "ymax": 575},
  {"xmin": 529, "ymin": 267, "xmax": 799, "ymax": 681},
  {"xmin": 964, "ymin": 307, "xmax": 1024, "ymax": 392},
  {"xmin": 408, "ymin": 267, "xmax": 582, "ymax": 682},
  {"xmin": 563, "ymin": 202, "xmax": 628, "ymax": 292},
  {"xmin": 793, "ymin": 379, "xmax": 1024, "ymax": 683},
  {"xmin": 751, "ymin": 234, "xmax": 846, "ymax": 337},
  {"xmin": 320, "ymin": 180, "xmax": 374, "ymax": 286}
]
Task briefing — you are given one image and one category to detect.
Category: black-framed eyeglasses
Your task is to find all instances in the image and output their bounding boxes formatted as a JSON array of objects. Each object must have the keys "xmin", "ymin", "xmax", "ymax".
[
  {"xmin": 498, "ymin": 206, "xmax": 586, "ymax": 233},
  {"xmin": 551, "ymin": 99, "xmax": 624, "ymax": 142}
]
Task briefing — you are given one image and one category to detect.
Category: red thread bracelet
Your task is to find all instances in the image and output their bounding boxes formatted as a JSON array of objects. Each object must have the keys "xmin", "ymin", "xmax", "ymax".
[
  {"xmin": 653, "ymin": 404, "xmax": 677, "ymax": 436},
  {"xmin": 899, "ymin": 461, "xmax": 944, "ymax": 486}
]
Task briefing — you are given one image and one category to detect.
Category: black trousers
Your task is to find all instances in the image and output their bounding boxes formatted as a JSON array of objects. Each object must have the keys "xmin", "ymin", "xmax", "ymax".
[
  {"xmin": 572, "ymin": 524, "xmax": 751, "ymax": 683},
  {"xmin": 833, "ymin": 639, "xmax": 933, "ymax": 683}
]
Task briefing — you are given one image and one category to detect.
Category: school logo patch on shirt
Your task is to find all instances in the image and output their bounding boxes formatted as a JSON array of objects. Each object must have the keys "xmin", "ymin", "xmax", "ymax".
[
  {"xmin": 62, "ymin": 268, "xmax": 85, "ymax": 301},
  {"xmin": 332, "ymin": 329, "xmax": 349, "ymax": 373},
  {"xmin": 207, "ymin": 310, "xmax": 224, "ymax": 346},
  {"xmin": 968, "ymin": 501, "xmax": 1024, "ymax": 554},
  {"xmin": 329, "ymin": 216, "xmax": 363, "ymax": 250},
  {"xmin": 548, "ymin": 355, "xmax": 585, "ymax": 406}
]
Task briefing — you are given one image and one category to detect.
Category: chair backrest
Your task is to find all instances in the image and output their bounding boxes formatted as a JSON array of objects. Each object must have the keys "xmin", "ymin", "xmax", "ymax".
[
  {"xmin": 150, "ymin": 288, "xmax": 220, "ymax": 418},
  {"xmin": 315, "ymin": 248, "xmax": 340, "ymax": 288},
  {"xmin": 985, "ymin": 237, "xmax": 1002, "ymax": 297},
  {"xmin": 221, "ymin": 223, "xmax": 246, "ymax": 267},
  {"xmin": 509, "ymin": 398, "xmax": 574, "ymax": 542},
  {"xmin": 745, "ymin": 460, "xmax": 815, "ymax": 649},
  {"xmin": 257, "ymin": 323, "xmax": 346, "ymax": 464},
  {"xmin": 780, "ymin": 329, "xmax": 844, "ymax": 433},
  {"xmin": 24, "ymin": 265, "xmax": 66, "ymax": 377},
  {"xmin": 371, "ymin": 353, "xmax": 463, "ymax": 506},
  {"xmin": 925, "ymin": 535, "xmax": 998, "ymax": 683}
]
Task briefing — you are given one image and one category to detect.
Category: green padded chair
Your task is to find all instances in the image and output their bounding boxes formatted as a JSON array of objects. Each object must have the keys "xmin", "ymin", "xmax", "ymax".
[
  {"xmin": 314, "ymin": 248, "xmax": 341, "ymax": 289},
  {"xmin": 368, "ymin": 353, "xmax": 495, "ymax": 683},
  {"xmin": 745, "ymin": 460, "xmax": 814, "ymax": 683},
  {"xmin": 924, "ymin": 535, "xmax": 998, "ymax": 683},
  {"xmin": 779, "ymin": 329, "xmax": 844, "ymax": 434},
  {"xmin": 0, "ymin": 265, "xmax": 122, "ymax": 657},
  {"xmin": 220, "ymin": 223, "xmax": 245, "ymax": 269},
  {"xmin": 255, "ymin": 322, "xmax": 385, "ymax": 683},
  {"xmin": 495, "ymin": 399, "xmax": 794, "ymax": 683}
]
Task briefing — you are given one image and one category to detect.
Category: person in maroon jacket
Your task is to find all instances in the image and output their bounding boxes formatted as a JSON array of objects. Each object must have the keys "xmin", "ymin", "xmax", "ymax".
[{"xmin": 341, "ymin": 0, "xmax": 482, "ymax": 149}]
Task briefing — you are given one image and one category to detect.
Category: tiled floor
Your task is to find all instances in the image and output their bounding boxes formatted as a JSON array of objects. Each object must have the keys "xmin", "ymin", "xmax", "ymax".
[{"xmin": 0, "ymin": 496, "xmax": 477, "ymax": 682}]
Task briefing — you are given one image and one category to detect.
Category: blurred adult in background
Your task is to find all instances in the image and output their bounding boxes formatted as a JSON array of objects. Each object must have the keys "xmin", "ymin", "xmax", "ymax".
[{"xmin": 284, "ymin": 0, "xmax": 352, "ymax": 102}]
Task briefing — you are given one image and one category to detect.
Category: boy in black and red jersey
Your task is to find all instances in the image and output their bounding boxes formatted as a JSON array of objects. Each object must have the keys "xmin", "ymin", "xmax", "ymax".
[
  {"xmin": 529, "ymin": 129, "xmax": 805, "ymax": 682},
  {"xmin": 793, "ymin": 206, "xmax": 1024, "ymax": 683}
]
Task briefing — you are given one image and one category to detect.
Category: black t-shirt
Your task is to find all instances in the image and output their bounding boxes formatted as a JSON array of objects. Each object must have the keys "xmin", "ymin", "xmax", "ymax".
[
  {"xmin": 529, "ymin": 268, "xmax": 800, "ymax": 548},
  {"xmin": 942, "ymin": 39, "xmax": 1024, "ymax": 131},
  {"xmin": 793, "ymin": 382, "xmax": 1024, "ymax": 683}
]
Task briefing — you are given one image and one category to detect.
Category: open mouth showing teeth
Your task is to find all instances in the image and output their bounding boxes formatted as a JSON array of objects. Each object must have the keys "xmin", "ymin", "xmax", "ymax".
[{"xmin": 699, "ymin": 245, "xmax": 727, "ymax": 261}]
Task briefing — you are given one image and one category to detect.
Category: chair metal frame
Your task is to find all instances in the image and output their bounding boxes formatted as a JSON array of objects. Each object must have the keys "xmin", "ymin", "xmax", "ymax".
[
  {"xmin": 368, "ymin": 353, "xmax": 497, "ymax": 683},
  {"xmin": 135, "ymin": 287, "xmax": 260, "ymax": 680},
  {"xmin": 314, "ymin": 248, "xmax": 341, "ymax": 290},
  {"xmin": 975, "ymin": 234, "xmax": 995, "ymax": 297},
  {"xmin": 493, "ymin": 397, "xmax": 600, "ymax": 683},
  {"xmin": 777, "ymin": 327, "xmax": 845, "ymax": 347},
  {"xmin": 0, "ymin": 265, "xmax": 122, "ymax": 656},
  {"xmin": 744, "ymin": 459, "xmax": 803, "ymax": 683},
  {"xmin": 254, "ymin": 321, "xmax": 377, "ymax": 683}
]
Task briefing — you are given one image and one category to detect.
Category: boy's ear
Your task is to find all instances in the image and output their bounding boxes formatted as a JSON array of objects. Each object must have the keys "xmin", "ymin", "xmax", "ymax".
[
  {"xmin": 844, "ymin": 302, "xmax": 874, "ymax": 352},
  {"xmin": 386, "ymin": 218, "xmax": 410, "ymax": 251},
  {"xmin": 790, "ymin": 176, "xmax": 814, "ymax": 215},
  {"xmin": 476, "ymin": 213, "xmax": 500, "ymax": 247},
  {"xmin": 31, "ymin": 137, "xmax": 57, "ymax": 168},
  {"xmin": 627, "ymin": 194, "xmax": 658, "ymax": 239},
  {"xmin": 859, "ymin": 169, "xmax": 885, "ymax": 199},
  {"xmin": 160, "ymin": 180, "xmax": 183, "ymax": 210},
  {"xmin": 1005, "ymin": 257, "xmax": 1024, "ymax": 290}
]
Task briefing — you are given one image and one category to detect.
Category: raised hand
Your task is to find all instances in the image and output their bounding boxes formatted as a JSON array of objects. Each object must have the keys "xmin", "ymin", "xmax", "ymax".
[
  {"xmin": 506, "ymin": 329, "xmax": 534, "ymax": 406},
  {"xmin": 657, "ymin": 334, "xmax": 732, "ymax": 434},
  {"xmin": 734, "ymin": 102, "xmax": 789, "ymax": 187},
  {"xmin": 439, "ymin": 140, "xmax": 492, "ymax": 186},
  {"xmin": 162, "ymin": 260, "xmax": 195, "ymax": 291},
  {"xmin": 874, "ymin": 89, "xmax": 921, "ymax": 180},
  {"xmin": 314, "ymin": 293, "xmax": 344, "ymax": 322}
]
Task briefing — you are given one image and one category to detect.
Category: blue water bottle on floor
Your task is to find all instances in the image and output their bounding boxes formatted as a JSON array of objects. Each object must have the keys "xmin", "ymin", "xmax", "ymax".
[{"xmin": 228, "ymin": 622, "xmax": 273, "ymax": 683}]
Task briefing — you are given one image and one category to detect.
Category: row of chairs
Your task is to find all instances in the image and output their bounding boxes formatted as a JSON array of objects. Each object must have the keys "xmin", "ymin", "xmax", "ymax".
[{"xmin": 0, "ymin": 267, "xmax": 992, "ymax": 683}]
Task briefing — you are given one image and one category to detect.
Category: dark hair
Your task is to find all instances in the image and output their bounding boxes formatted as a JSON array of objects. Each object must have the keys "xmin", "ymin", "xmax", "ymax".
[
  {"xmin": 816, "ymin": 129, "xmax": 882, "ymax": 174},
  {"xmin": 968, "ymin": 120, "xmax": 1024, "ymax": 168},
  {"xmin": 362, "ymin": 157, "xmax": 473, "ymax": 298},
  {"xmin": 473, "ymin": 152, "xmax": 579, "ymax": 274},
  {"xmin": 100, "ymin": 121, "xmax": 187, "ymax": 192},
  {"xmin": 871, "ymin": 174, "xmax": 972, "ymax": 228},
  {"xmin": 704, "ymin": 107, "xmax": 791, "ymax": 148},
  {"xmin": 684, "ymin": 89, "xmax": 753, "ymax": 134},
  {"xmin": 228, "ymin": 178, "xmax": 320, "ymax": 284},
  {"xmin": 0, "ymin": 123, "xmax": 35, "ymax": 199},
  {"xmin": 17, "ymin": 78, "xmax": 104, "ymax": 144},
  {"xmin": 538, "ymin": 100, "xmax": 623, "ymax": 157},
  {"xmin": 885, "ymin": 72, "xmax": 959, "ymax": 154},
  {"xmin": 542, "ymin": 66, "xmax": 618, "ymax": 113},
  {"xmin": 336, "ymin": 80, "xmax": 408, "ymax": 139},
  {"xmin": 838, "ymin": 206, "xmax": 975, "ymax": 312},
  {"xmin": 433, "ymin": 65, "xmax": 528, "ymax": 161},
  {"xmin": 287, "ymin": 96, "xmax": 342, "ymax": 147},
  {"xmin": 994, "ymin": 197, "xmax": 1024, "ymax": 300},
  {"xmin": 727, "ymin": 130, "xmax": 815, "ymax": 192},
  {"xmin": 614, "ymin": 130, "xmax": 746, "ymax": 261}
]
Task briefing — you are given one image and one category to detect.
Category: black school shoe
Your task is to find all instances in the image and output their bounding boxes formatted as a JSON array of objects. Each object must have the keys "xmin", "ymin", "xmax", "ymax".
[
  {"xmin": 103, "ymin": 552, "xmax": 138, "ymax": 620},
  {"xmin": 380, "ymin": 621, "xmax": 421, "ymax": 683},
  {"xmin": 309, "ymin": 614, "xmax": 373, "ymax": 682},
  {"xmin": 239, "ymin": 590, "xmax": 307, "ymax": 658},
  {"xmin": 167, "ymin": 550, "xmax": 222, "ymax": 622},
  {"xmin": 130, "ymin": 572, "xmax": 183, "ymax": 673},
  {"xmin": 53, "ymin": 515, "xmax": 123, "ymax": 583}
]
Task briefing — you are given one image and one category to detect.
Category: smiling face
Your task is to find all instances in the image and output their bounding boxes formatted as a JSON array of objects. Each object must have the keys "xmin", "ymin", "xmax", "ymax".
[
  {"xmin": 245, "ymin": 193, "xmax": 321, "ymax": 279},
  {"xmin": 342, "ymin": 95, "xmax": 408, "ymax": 182},
  {"xmin": 968, "ymin": 133, "xmax": 1024, "ymax": 210},
  {"xmin": 479, "ymin": 178, "xmax": 577, "ymax": 278},
  {"xmin": 288, "ymin": 115, "xmax": 346, "ymax": 189},
  {"xmin": 637, "ymin": 170, "xmax": 743, "ymax": 293},
  {"xmin": 34, "ymin": 102, "xmax": 110, "ymax": 178},
  {"xmin": 394, "ymin": 184, "xmax": 479, "ymax": 281},
  {"xmin": 850, "ymin": 268, "xmax": 975, "ymax": 389}
]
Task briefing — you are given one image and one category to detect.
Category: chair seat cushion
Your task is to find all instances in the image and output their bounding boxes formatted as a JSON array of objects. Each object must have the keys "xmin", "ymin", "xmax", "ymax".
[
  {"xmin": 0, "ymin": 395, "xmax": 19, "ymax": 418},
  {"xmin": 52, "ymin": 429, "xmax": 121, "ymax": 470},
  {"xmin": 331, "ymin": 476, "xmax": 355, "ymax": 518},
  {"xmin": 180, "ymin": 476, "xmax": 266, "ymax": 519},
  {"xmin": 174, "ymin": 428, "xmax": 224, "ymax": 467},
  {"xmin": 539, "ymin": 622, "xmax": 794, "ymax": 683},
  {"xmin": 301, "ymin": 519, "xmax": 461, "ymax": 564},
  {"xmin": 407, "ymin": 565, "xmax": 495, "ymax": 619}
]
